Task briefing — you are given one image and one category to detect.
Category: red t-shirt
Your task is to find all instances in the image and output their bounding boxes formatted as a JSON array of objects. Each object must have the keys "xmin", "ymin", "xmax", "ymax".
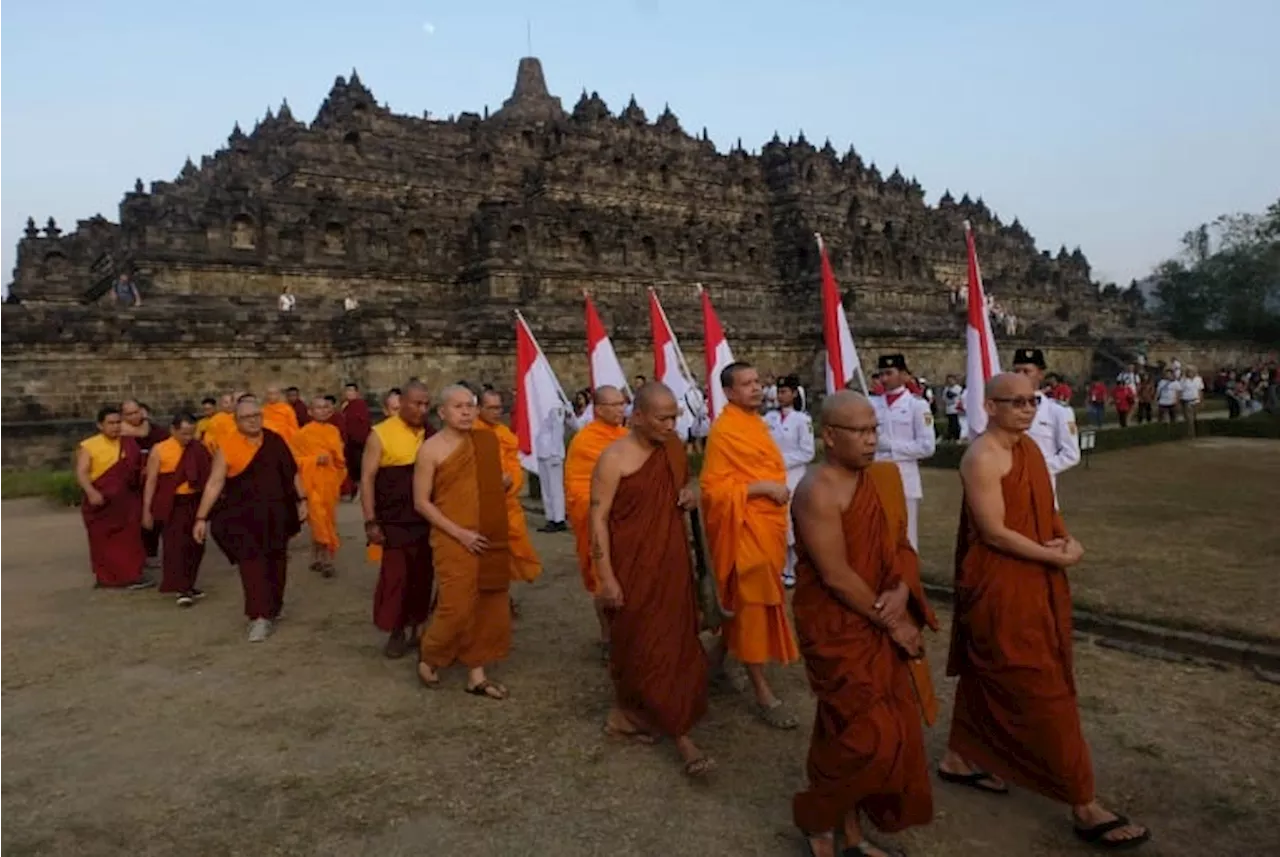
[
  {"xmin": 1051, "ymin": 383, "xmax": 1072, "ymax": 402},
  {"xmin": 1112, "ymin": 385, "xmax": 1135, "ymax": 411},
  {"xmin": 1089, "ymin": 382, "xmax": 1107, "ymax": 404}
]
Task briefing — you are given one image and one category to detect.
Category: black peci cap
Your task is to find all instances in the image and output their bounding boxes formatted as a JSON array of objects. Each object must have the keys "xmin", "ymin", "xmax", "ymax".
[
  {"xmin": 877, "ymin": 354, "xmax": 908, "ymax": 372},
  {"xmin": 1012, "ymin": 348, "xmax": 1046, "ymax": 369}
]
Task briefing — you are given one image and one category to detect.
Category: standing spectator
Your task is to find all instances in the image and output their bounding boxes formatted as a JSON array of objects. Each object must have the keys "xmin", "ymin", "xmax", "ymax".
[
  {"xmin": 278, "ymin": 285, "xmax": 296, "ymax": 313},
  {"xmin": 1117, "ymin": 363, "xmax": 1139, "ymax": 394},
  {"xmin": 1087, "ymin": 377, "xmax": 1108, "ymax": 428},
  {"xmin": 1112, "ymin": 381, "xmax": 1135, "ymax": 428},
  {"xmin": 1136, "ymin": 374, "xmax": 1156, "ymax": 424},
  {"xmin": 942, "ymin": 374, "xmax": 964, "ymax": 440},
  {"xmin": 1049, "ymin": 374, "xmax": 1073, "ymax": 403},
  {"xmin": 1227, "ymin": 380, "xmax": 1248, "ymax": 419},
  {"xmin": 1156, "ymin": 368, "xmax": 1181, "ymax": 423},
  {"xmin": 1180, "ymin": 365, "xmax": 1205, "ymax": 437},
  {"xmin": 113, "ymin": 273, "xmax": 142, "ymax": 308}
]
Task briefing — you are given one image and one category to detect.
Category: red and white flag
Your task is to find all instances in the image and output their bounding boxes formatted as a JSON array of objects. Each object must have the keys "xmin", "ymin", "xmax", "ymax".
[
  {"xmin": 513, "ymin": 312, "xmax": 570, "ymax": 473},
  {"xmin": 699, "ymin": 285, "xmax": 736, "ymax": 421},
  {"xmin": 816, "ymin": 233, "xmax": 866, "ymax": 395},
  {"xmin": 584, "ymin": 292, "xmax": 630, "ymax": 399},
  {"xmin": 963, "ymin": 220, "xmax": 1001, "ymax": 438},
  {"xmin": 648, "ymin": 288, "xmax": 699, "ymax": 418}
]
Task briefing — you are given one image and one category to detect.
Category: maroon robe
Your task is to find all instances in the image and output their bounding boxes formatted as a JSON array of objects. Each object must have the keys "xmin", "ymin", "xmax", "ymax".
[
  {"xmin": 81, "ymin": 438, "xmax": 147, "ymax": 587},
  {"xmin": 290, "ymin": 399, "xmax": 310, "ymax": 428},
  {"xmin": 342, "ymin": 399, "xmax": 373, "ymax": 498},
  {"xmin": 137, "ymin": 423, "xmax": 170, "ymax": 559},
  {"xmin": 211, "ymin": 430, "xmax": 301, "ymax": 620},
  {"xmin": 151, "ymin": 441, "xmax": 213, "ymax": 594},
  {"xmin": 372, "ymin": 425, "xmax": 436, "ymax": 632}
]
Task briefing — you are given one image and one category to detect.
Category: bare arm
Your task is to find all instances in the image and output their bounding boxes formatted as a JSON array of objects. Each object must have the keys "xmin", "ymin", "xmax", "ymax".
[
  {"xmin": 588, "ymin": 450, "xmax": 623, "ymax": 587},
  {"xmin": 142, "ymin": 450, "xmax": 163, "ymax": 522},
  {"xmin": 961, "ymin": 446, "xmax": 1070, "ymax": 567},
  {"xmin": 791, "ymin": 474, "xmax": 883, "ymax": 621},
  {"xmin": 412, "ymin": 443, "xmax": 485, "ymax": 551},
  {"xmin": 75, "ymin": 447, "xmax": 102, "ymax": 503},
  {"xmin": 195, "ymin": 451, "xmax": 228, "ymax": 520},
  {"xmin": 359, "ymin": 433, "xmax": 382, "ymax": 524}
]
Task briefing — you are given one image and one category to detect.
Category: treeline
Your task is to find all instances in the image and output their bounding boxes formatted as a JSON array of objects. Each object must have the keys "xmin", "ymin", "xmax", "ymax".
[{"xmin": 1152, "ymin": 198, "xmax": 1280, "ymax": 342}]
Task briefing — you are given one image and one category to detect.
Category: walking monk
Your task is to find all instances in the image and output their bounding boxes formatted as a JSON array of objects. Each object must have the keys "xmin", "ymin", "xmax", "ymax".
[
  {"xmin": 413, "ymin": 385, "xmax": 513, "ymax": 699},
  {"xmin": 700, "ymin": 361, "xmax": 800, "ymax": 728},
  {"xmin": 563, "ymin": 385, "xmax": 629, "ymax": 655},
  {"xmin": 143, "ymin": 413, "xmax": 212, "ymax": 606},
  {"xmin": 591, "ymin": 383, "xmax": 713, "ymax": 778},
  {"xmin": 791, "ymin": 391, "xmax": 938, "ymax": 857},
  {"xmin": 476, "ymin": 389, "xmax": 541, "ymax": 609},
  {"xmin": 942, "ymin": 373, "xmax": 1150, "ymax": 850},
  {"xmin": 341, "ymin": 382, "xmax": 373, "ymax": 500},
  {"xmin": 203, "ymin": 393, "xmax": 237, "ymax": 452},
  {"xmin": 262, "ymin": 385, "xmax": 300, "ymax": 444},
  {"xmin": 76, "ymin": 405, "xmax": 152, "ymax": 589},
  {"xmin": 362, "ymin": 381, "xmax": 434, "ymax": 658},
  {"xmin": 121, "ymin": 399, "xmax": 169, "ymax": 570},
  {"xmin": 291, "ymin": 395, "xmax": 347, "ymax": 578},
  {"xmin": 193, "ymin": 395, "xmax": 307, "ymax": 643}
]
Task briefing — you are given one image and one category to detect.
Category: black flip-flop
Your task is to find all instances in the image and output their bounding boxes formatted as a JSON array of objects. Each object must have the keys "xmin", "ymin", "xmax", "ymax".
[
  {"xmin": 465, "ymin": 679, "xmax": 508, "ymax": 700},
  {"xmin": 1073, "ymin": 815, "xmax": 1151, "ymax": 850},
  {"xmin": 936, "ymin": 767, "xmax": 1010, "ymax": 795}
]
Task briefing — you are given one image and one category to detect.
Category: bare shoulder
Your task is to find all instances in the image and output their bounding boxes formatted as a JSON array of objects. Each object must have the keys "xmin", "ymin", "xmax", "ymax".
[
  {"xmin": 960, "ymin": 435, "xmax": 1009, "ymax": 480},
  {"xmin": 417, "ymin": 431, "xmax": 449, "ymax": 463},
  {"xmin": 794, "ymin": 464, "xmax": 853, "ymax": 513}
]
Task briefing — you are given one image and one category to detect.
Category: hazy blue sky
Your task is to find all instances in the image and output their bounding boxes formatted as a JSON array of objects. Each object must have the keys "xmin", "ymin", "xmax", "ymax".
[{"xmin": 3, "ymin": 0, "xmax": 1277, "ymax": 289}]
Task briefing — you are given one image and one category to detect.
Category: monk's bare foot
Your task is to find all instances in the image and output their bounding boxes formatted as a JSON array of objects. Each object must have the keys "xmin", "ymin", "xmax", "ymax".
[
  {"xmin": 675, "ymin": 735, "xmax": 714, "ymax": 779},
  {"xmin": 603, "ymin": 708, "xmax": 657, "ymax": 744},
  {"xmin": 417, "ymin": 662, "xmax": 440, "ymax": 688},
  {"xmin": 937, "ymin": 750, "xmax": 1008, "ymax": 793},
  {"xmin": 802, "ymin": 830, "xmax": 837, "ymax": 857},
  {"xmin": 384, "ymin": 629, "xmax": 409, "ymax": 659},
  {"xmin": 842, "ymin": 815, "xmax": 904, "ymax": 857},
  {"xmin": 465, "ymin": 668, "xmax": 508, "ymax": 700},
  {"xmin": 1072, "ymin": 802, "xmax": 1151, "ymax": 849}
]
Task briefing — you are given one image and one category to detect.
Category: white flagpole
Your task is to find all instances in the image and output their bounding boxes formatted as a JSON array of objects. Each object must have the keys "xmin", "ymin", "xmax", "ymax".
[{"xmin": 514, "ymin": 309, "xmax": 572, "ymax": 407}]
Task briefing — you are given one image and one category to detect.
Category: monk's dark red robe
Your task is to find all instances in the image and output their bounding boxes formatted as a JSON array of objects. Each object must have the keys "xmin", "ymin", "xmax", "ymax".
[
  {"xmin": 151, "ymin": 441, "xmax": 212, "ymax": 594},
  {"xmin": 946, "ymin": 435, "xmax": 1094, "ymax": 805},
  {"xmin": 372, "ymin": 424, "xmax": 436, "ymax": 632},
  {"xmin": 82, "ymin": 438, "xmax": 147, "ymax": 587},
  {"xmin": 137, "ymin": 423, "xmax": 170, "ymax": 560},
  {"xmin": 606, "ymin": 439, "xmax": 708, "ymax": 738},
  {"xmin": 211, "ymin": 430, "xmax": 301, "ymax": 620},
  {"xmin": 791, "ymin": 465, "xmax": 936, "ymax": 835},
  {"xmin": 290, "ymin": 399, "xmax": 310, "ymax": 428},
  {"xmin": 342, "ymin": 399, "xmax": 373, "ymax": 498}
]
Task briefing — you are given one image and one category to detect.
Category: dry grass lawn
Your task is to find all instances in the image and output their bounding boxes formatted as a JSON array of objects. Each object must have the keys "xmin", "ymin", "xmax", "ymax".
[
  {"xmin": 918, "ymin": 438, "xmax": 1280, "ymax": 640},
  {"xmin": 3, "ymin": 441, "xmax": 1279, "ymax": 856}
]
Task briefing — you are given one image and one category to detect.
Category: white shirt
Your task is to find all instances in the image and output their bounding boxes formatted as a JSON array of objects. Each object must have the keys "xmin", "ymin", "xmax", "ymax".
[
  {"xmin": 943, "ymin": 384, "xmax": 963, "ymax": 415},
  {"xmin": 871, "ymin": 389, "xmax": 936, "ymax": 499},
  {"xmin": 1028, "ymin": 395, "xmax": 1081, "ymax": 501},
  {"xmin": 278, "ymin": 293, "xmax": 296, "ymax": 312},
  {"xmin": 1156, "ymin": 379, "xmax": 1180, "ymax": 406},
  {"xmin": 762, "ymin": 385, "xmax": 779, "ymax": 411},
  {"xmin": 535, "ymin": 406, "xmax": 573, "ymax": 462},
  {"xmin": 1116, "ymin": 371, "xmax": 1138, "ymax": 392},
  {"xmin": 1179, "ymin": 375, "xmax": 1204, "ymax": 403},
  {"xmin": 764, "ymin": 407, "xmax": 814, "ymax": 489}
]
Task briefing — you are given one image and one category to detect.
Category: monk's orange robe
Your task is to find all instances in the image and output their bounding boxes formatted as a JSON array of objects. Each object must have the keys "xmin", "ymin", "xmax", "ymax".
[
  {"xmin": 203, "ymin": 412, "xmax": 235, "ymax": 452},
  {"xmin": 262, "ymin": 402, "xmax": 299, "ymax": 445},
  {"xmin": 418, "ymin": 431, "xmax": 512, "ymax": 669},
  {"xmin": 792, "ymin": 462, "xmax": 939, "ymax": 835},
  {"xmin": 607, "ymin": 438, "xmax": 708, "ymax": 737},
  {"xmin": 564, "ymin": 419, "xmax": 628, "ymax": 593},
  {"xmin": 946, "ymin": 435, "xmax": 1094, "ymax": 805},
  {"xmin": 289, "ymin": 421, "xmax": 347, "ymax": 553},
  {"xmin": 195, "ymin": 416, "xmax": 214, "ymax": 440},
  {"xmin": 699, "ymin": 403, "xmax": 798, "ymax": 665},
  {"xmin": 475, "ymin": 419, "xmax": 541, "ymax": 583}
]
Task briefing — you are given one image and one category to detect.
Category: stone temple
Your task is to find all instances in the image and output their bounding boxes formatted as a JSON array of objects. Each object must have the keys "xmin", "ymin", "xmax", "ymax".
[{"xmin": 2, "ymin": 57, "xmax": 1151, "ymax": 466}]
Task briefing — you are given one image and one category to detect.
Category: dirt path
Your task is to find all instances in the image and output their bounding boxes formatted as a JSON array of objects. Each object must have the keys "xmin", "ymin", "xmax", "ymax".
[{"xmin": 3, "ymin": 498, "xmax": 1277, "ymax": 856}]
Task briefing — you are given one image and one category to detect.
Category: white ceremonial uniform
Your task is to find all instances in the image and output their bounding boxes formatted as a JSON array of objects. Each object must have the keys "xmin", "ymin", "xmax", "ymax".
[
  {"xmin": 871, "ymin": 389, "xmax": 936, "ymax": 550},
  {"xmin": 764, "ymin": 406, "xmax": 815, "ymax": 583},
  {"xmin": 687, "ymin": 387, "xmax": 710, "ymax": 439},
  {"xmin": 1027, "ymin": 394, "xmax": 1080, "ymax": 507},
  {"xmin": 535, "ymin": 406, "xmax": 573, "ymax": 524}
]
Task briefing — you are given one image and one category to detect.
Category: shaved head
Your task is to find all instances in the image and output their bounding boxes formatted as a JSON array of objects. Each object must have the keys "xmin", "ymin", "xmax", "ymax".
[
  {"xmin": 437, "ymin": 384, "xmax": 478, "ymax": 431},
  {"xmin": 632, "ymin": 381, "xmax": 676, "ymax": 414},
  {"xmin": 399, "ymin": 380, "xmax": 429, "ymax": 428},
  {"xmin": 983, "ymin": 372, "xmax": 1039, "ymax": 433},
  {"xmin": 592, "ymin": 384, "xmax": 627, "ymax": 427},
  {"xmin": 985, "ymin": 372, "xmax": 1033, "ymax": 400},
  {"xmin": 629, "ymin": 382, "xmax": 679, "ymax": 446},
  {"xmin": 593, "ymin": 385, "xmax": 625, "ymax": 406},
  {"xmin": 264, "ymin": 384, "xmax": 284, "ymax": 403},
  {"xmin": 821, "ymin": 390, "xmax": 874, "ymax": 423},
  {"xmin": 819, "ymin": 390, "xmax": 879, "ymax": 469},
  {"xmin": 310, "ymin": 395, "xmax": 334, "ymax": 422}
]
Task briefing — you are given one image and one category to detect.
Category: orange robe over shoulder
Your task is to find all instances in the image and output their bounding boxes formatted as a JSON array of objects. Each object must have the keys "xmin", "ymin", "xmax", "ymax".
[
  {"xmin": 564, "ymin": 419, "xmax": 628, "ymax": 593},
  {"xmin": 290, "ymin": 421, "xmax": 347, "ymax": 552},
  {"xmin": 946, "ymin": 435, "xmax": 1094, "ymax": 805},
  {"xmin": 418, "ymin": 431, "xmax": 512, "ymax": 669},
  {"xmin": 262, "ymin": 402, "xmax": 299, "ymax": 445},
  {"xmin": 203, "ymin": 412, "xmax": 235, "ymax": 452},
  {"xmin": 791, "ymin": 462, "xmax": 938, "ymax": 835},
  {"xmin": 699, "ymin": 403, "xmax": 798, "ymax": 665},
  {"xmin": 606, "ymin": 438, "xmax": 709, "ymax": 737},
  {"xmin": 475, "ymin": 419, "xmax": 541, "ymax": 583}
]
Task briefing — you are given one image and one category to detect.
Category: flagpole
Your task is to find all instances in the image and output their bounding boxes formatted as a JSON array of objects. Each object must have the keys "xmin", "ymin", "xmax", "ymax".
[
  {"xmin": 649, "ymin": 286, "xmax": 698, "ymax": 384},
  {"xmin": 514, "ymin": 309, "xmax": 572, "ymax": 407},
  {"xmin": 815, "ymin": 232, "xmax": 868, "ymax": 396}
]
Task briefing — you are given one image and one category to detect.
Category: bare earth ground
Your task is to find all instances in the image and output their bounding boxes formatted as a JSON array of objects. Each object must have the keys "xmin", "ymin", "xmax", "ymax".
[
  {"xmin": 919, "ymin": 438, "xmax": 1280, "ymax": 640},
  {"xmin": 4, "ymin": 443, "xmax": 1280, "ymax": 857}
]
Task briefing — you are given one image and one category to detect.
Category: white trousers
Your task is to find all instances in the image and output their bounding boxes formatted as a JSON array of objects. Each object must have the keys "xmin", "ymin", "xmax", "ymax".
[
  {"xmin": 537, "ymin": 458, "xmax": 566, "ymax": 523},
  {"xmin": 906, "ymin": 497, "xmax": 920, "ymax": 552}
]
